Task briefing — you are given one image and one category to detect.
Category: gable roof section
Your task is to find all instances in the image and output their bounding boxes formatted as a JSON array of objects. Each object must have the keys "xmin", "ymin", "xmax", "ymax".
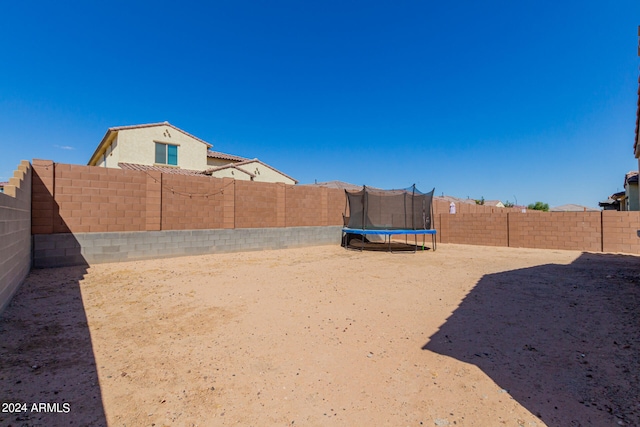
[
  {"xmin": 88, "ymin": 122, "xmax": 212, "ymax": 166},
  {"xmin": 204, "ymin": 158, "xmax": 298, "ymax": 183},
  {"xmin": 204, "ymin": 163, "xmax": 256, "ymax": 178},
  {"xmin": 482, "ymin": 199, "xmax": 504, "ymax": 207},
  {"xmin": 118, "ymin": 162, "xmax": 207, "ymax": 176},
  {"xmin": 207, "ymin": 150, "xmax": 248, "ymax": 162}
]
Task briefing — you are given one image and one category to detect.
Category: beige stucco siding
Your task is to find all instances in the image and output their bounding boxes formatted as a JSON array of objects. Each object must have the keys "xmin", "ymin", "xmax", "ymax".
[
  {"xmin": 97, "ymin": 136, "xmax": 120, "ymax": 168},
  {"xmin": 238, "ymin": 161, "xmax": 296, "ymax": 185},
  {"xmin": 626, "ymin": 182, "xmax": 639, "ymax": 211},
  {"xmin": 209, "ymin": 168, "xmax": 253, "ymax": 181},
  {"xmin": 116, "ymin": 126, "xmax": 209, "ymax": 170}
]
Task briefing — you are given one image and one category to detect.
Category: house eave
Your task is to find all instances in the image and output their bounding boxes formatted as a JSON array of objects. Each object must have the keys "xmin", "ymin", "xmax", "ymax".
[{"xmin": 88, "ymin": 129, "xmax": 117, "ymax": 166}]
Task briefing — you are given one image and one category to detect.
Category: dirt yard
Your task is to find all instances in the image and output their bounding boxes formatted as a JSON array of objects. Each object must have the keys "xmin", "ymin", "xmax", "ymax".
[{"xmin": 1, "ymin": 244, "xmax": 639, "ymax": 426}]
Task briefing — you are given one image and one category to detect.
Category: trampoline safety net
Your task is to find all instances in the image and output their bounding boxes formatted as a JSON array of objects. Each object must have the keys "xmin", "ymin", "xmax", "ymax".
[{"xmin": 345, "ymin": 185, "xmax": 435, "ymax": 230}]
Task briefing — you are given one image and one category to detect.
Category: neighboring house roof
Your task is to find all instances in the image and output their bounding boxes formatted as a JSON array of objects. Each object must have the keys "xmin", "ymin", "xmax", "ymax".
[
  {"xmin": 600, "ymin": 191, "xmax": 626, "ymax": 207},
  {"xmin": 207, "ymin": 150, "xmax": 248, "ymax": 162},
  {"xmin": 550, "ymin": 204, "xmax": 600, "ymax": 212},
  {"xmin": 204, "ymin": 163, "xmax": 256, "ymax": 179},
  {"xmin": 88, "ymin": 121, "xmax": 212, "ymax": 166},
  {"xmin": 434, "ymin": 195, "xmax": 477, "ymax": 205},
  {"xmin": 204, "ymin": 159, "xmax": 298, "ymax": 184},
  {"xmin": 304, "ymin": 180, "xmax": 366, "ymax": 191},
  {"xmin": 118, "ymin": 162, "xmax": 207, "ymax": 176},
  {"xmin": 482, "ymin": 200, "xmax": 505, "ymax": 208},
  {"xmin": 624, "ymin": 171, "xmax": 638, "ymax": 186}
]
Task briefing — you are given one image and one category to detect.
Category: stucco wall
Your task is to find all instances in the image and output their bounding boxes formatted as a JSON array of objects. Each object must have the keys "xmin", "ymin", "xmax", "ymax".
[
  {"xmin": 627, "ymin": 183, "xmax": 639, "ymax": 211},
  {"xmin": 209, "ymin": 167, "xmax": 253, "ymax": 180},
  {"xmin": 115, "ymin": 125, "xmax": 209, "ymax": 170},
  {"xmin": 96, "ymin": 136, "xmax": 120, "ymax": 168},
  {"xmin": 241, "ymin": 160, "xmax": 296, "ymax": 184},
  {"xmin": 0, "ymin": 161, "xmax": 32, "ymax": 314}
]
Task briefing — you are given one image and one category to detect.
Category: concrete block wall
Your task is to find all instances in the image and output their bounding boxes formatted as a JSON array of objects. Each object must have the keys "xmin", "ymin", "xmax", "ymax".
[
  {"xmin": 440, "ymin": 213, "xmax": 509, "ymax": 246},
  {"xmin": 602, "ymin": 211, "xmax": 640, "ymax": 253},
  {"xmin": 161, "ymin": 174, "xmax": 226, "ymax": 230},
  {"xmin": 32, "ymin": 160, "xmax": 149, "ymax": 233},
  {"xmin": 32, "ymin": 161, "xmax": 345, "ymax": 235},
  {"xmin": 509, "ymin": 212, "xmax": 602, "ymax": 252},
  {"xmin": 285, "ymin": 185, "xmax": 329, "ymax": 227},
  {"xmin": 435, "ymin": 211, "xmax": 640, "ymax": 254},
  {"xmin": 234, "ymin": 180, "xmax": 281, "ymax": 228},
  {"xmin": 0, "ymin": 161, "xmax": 32, "ymax": 313},
  {"xmin": 33, "ymin": 226, "xmax": 343, "ymax": 267}
]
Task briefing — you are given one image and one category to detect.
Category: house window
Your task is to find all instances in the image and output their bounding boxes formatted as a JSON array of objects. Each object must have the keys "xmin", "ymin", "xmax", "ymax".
[{"xmin": 155, "ymin": 143, "xmax": 178, "ymax": 166}]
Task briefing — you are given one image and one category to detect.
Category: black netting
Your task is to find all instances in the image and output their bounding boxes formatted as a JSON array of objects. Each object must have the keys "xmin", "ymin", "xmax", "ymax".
[{"xmin": 345, "ymin": 185, "xmax": 434, "ymax": 230}]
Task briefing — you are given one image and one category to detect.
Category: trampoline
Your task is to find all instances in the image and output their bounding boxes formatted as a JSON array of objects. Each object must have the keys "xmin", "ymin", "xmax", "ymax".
[{"xmin": 342, "ymin": 185, "xmax": 437, "ymax": 253}]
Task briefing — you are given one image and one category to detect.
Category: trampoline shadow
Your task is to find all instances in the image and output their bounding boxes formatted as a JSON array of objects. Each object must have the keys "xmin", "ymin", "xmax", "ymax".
[
  {"xmin": 422, "ymin": 252, "xmax": 640, "ymax": 426},
  {"xmin": 344, "ymin": 238, "xmax": 434, "ymax": 253}
]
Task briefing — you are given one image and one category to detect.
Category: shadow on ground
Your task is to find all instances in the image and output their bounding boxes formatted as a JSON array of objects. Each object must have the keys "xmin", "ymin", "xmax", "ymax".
[
  {"xmin": 0, "ymin": 263, "xmax": 107, "ymax": 426},
  {"xmin": 424, "ymin": 252, "xmax": 640, "ymax": 426}
]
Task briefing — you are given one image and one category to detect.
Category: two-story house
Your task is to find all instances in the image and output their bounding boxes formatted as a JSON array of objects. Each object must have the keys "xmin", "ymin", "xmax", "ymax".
[{"xmin": 87, "ymin": 122, "xmax": 297, "ymax": 184}]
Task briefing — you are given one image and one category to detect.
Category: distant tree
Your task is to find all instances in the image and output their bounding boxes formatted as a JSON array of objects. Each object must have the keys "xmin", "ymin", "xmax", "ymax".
[
  {"xmin": 504, "ymin": 200, "xmax": 515, "ymax": 208},
  {"xmin": 527, "ymin": 201, "xmax": 549, "ymax": 212},
  {"xmin": 475, "ymin": 197, "xmax": 485, "ymax": 205}
]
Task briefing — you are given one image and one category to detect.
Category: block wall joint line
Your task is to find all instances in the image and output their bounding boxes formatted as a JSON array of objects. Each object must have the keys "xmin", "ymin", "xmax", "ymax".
[
  {"xmin": 600, "ymin": 211, "xmax": 603, "ymax": 253},
  {"xmin": 507, "ymin": 212, "xmax": 510, "ymax": 248}
]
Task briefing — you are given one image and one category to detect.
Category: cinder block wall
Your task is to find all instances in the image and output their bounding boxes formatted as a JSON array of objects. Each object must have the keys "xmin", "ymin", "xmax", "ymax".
[
  {"xmin": 32, "ymin": 160, "xmax": 150, "ymax": 233},
  {"xmin": 0, "ymin": 161, "xmax": 32, "ymax": 313},
  {"xmin": 235, "ymin": 180, "xmax": 282, "ymax": 228},
  {"xmin": 161, "ymin": 174, "xmax": 228, "ymax": 230},
  {"xmin": 29, "ymin": 160, "xmax": 640, "ymax": 262},
  {"xmin": 602, "ymin": 211, "xmax": 640, "ymax": 253},
  {"xmin": 33, "ymin": 226, "xmax": 343, "ymax": 267},
  {"xmin": 509, "ymin": 212, "xmax": 602, "ymax": 251},
  {"xmin": 436, "ymin": 211, "xmax": 640, "ymax": 254},
  {"xmin": 32, "ymin": 161, "xmax": 345, "ymax": 236},
  {"xmin": 440, "ymin": 213, "xmax": 509, "ymax": 246}
]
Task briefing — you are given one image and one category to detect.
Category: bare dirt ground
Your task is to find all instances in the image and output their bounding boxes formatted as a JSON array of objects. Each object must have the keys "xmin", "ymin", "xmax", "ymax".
[{"xmin": 1, "ymin": 244, "xmax": 639, "ymax": 427}]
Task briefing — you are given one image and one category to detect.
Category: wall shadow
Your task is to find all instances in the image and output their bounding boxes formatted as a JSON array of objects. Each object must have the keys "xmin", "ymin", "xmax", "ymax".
[
  {"xmin": 0, "ymin": 263, "xmax": 108, "ymax": 426},
  {"xmin": 0, "ymin": 163, "xmax": 107, "ymax": 426},
  {"xmin": 423, "ymin": 252, "xmax": 640, "ymax": 426}
]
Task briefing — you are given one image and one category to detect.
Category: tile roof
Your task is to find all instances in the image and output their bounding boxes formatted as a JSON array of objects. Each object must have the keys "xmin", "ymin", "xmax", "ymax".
[
  {"xmin": 118, "ymin": 163, "xmax": 207, "ymax": 176},
  {"xmin": 625, "ymin": 171, "xmax": 638, "ymax": 186},
  {"xmin": 204, "ymin": 159, "xmax": 298, "ymax": 184},
  {"xmin": 207, "ymin": 150, "xmax": 248, "ymax": 162},
  {"xmin": 108, "ymin": 122, "xmax": 212, "ymax": 147},
  {"xmin": 204, "ymin": 163, "xmax": 256, "ymax": 178}
]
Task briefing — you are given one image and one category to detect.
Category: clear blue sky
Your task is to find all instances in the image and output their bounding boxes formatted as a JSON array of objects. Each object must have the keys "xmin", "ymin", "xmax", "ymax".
[{"xmin": 1, "ymin": 1, "xmax": 638, "ymax": 208}]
